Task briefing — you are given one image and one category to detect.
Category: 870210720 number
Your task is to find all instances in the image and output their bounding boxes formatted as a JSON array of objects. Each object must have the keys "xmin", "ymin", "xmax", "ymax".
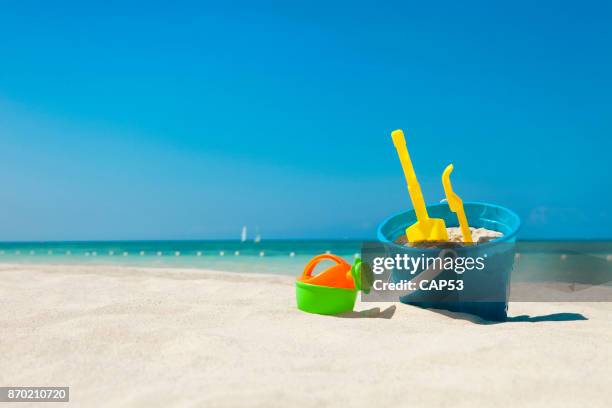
[{"xmin": 0, "ymin": 387, "xmax": 69, "ymax": 402}]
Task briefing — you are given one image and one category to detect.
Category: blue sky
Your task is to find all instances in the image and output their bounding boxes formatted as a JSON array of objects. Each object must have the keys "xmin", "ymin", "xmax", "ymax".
[{"xmin": 0, "ymin": 0, "xmax": 611, "ymax": 240}]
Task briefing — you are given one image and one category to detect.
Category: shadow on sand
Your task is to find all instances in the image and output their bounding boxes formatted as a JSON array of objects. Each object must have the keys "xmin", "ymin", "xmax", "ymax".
[
  {"xmin": 337, "ymin": 305, "xmax": 397, "ymax": 319},
  {"xmin": 332, "ymin": 303, "xmax": 587, "ymax": 323},
  {"xmin": 505, "ymin": 313, "xmax": 588, "ymax": 323},
  {"xmin": 427, "ymin": 308, "xmax": 588, "ymax": 325}
]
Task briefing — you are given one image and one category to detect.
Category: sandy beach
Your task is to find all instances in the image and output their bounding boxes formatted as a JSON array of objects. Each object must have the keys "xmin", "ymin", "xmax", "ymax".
[{"xmin": 1, "ymin": 263, "xmax": 610, "ymax": 407}]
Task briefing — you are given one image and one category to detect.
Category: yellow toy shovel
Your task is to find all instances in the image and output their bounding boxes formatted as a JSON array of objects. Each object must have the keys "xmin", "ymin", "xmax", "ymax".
[
  {"xmin": 391, "ymin": 130, "xmax": 449, "ymax": 243},
  {"xmin": 442, "ymin": 164, "xmax": 473, "ymax": 244}
]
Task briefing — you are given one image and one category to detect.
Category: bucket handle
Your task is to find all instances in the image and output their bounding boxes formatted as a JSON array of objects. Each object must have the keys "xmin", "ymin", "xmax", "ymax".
[{"xmin": 301, "ymin": 254, "xmax": 349, "ymax": 279}]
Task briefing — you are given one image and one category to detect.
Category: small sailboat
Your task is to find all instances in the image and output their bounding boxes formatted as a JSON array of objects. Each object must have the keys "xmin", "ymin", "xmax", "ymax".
[
  {"xmin": 254, "ymin": 227, "xmax": 261, "ymax": 244},
  {"xmin": 240, "ymin": 226, "xmax": 247, "ymax": 243}
]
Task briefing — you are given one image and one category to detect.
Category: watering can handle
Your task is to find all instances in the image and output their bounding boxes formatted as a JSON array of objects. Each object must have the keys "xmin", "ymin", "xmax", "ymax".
[{"xmin": 301, "ymin": 254, "xmax": 349, "ymax": 279}]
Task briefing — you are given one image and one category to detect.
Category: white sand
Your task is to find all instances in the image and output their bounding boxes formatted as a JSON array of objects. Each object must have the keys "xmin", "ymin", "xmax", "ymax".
[
  {"xmin": 1, "ymin": 264, "xmax": 611, "ymax": 407},
  {"xmin": 399, "ymin": 227, "xmax": 502, "ymax": 246},
  {"xmin": 447, "ymin": 226, "xmax": 503, "ymax": 243}
]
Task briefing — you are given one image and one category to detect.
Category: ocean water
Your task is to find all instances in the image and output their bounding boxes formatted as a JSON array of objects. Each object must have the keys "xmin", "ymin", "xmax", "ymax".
[
  {"xmin": 0, "ymin": 240, "xmax": 362, "ymax": 275},
  {"xmin": 0, "ymin": 240, "xmax": 610, "ymax": 282}
]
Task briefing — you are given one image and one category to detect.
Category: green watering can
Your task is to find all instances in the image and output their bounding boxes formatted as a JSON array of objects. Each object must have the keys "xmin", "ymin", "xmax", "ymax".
[{"xmin": 296, "ymin": 254, "xmax": 366, "ymax": 315}]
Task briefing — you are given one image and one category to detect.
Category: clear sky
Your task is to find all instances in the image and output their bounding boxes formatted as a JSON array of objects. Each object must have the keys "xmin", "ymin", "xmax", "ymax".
[{"xmin": 1, "ymin": 0, "xmax": 611, "ymax": 240}]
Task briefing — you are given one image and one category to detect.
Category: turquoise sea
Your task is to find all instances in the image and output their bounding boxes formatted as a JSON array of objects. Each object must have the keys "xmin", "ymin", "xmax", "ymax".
[
  {"xmin": 0, "ymin": 240, "xmax": 362, "ymax": 275},
  {"xmin": 0, "ymin": 240, "xmax": 611, "ymax": 281}
]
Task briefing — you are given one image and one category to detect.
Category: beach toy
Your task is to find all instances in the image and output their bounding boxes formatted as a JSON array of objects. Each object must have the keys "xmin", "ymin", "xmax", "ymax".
[
  {"xmin": 298, "ymin": 254, "xmax": 355, "ymax": 288},
  {"xmin": 442, "ymin": 164, "xmax": 473, "ymax": 244},
  {"xmin": 391, "ymin": 129, "xmax": 449, "ymax": 243},
  {"xmin": 377, "ymin": 202, "xmax": 520, "ymax": 321},
  {"xmin": 296, "ymin": 255, "xmax": 363, "ymax": 315}
]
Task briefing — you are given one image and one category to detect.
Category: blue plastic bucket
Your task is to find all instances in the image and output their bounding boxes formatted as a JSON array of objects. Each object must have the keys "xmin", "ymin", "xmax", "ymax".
[{"xmin": 376, "ymin": 202, "xmax": 520, "ymax": 321}]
